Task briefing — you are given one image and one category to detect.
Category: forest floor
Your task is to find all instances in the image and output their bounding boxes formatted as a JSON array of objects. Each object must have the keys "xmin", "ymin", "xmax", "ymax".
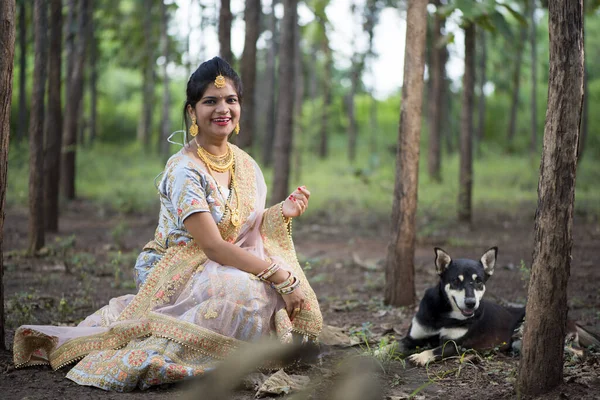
[{"xmin": 1, "ymin": 200, "xmax": 599, "ymax": 400}]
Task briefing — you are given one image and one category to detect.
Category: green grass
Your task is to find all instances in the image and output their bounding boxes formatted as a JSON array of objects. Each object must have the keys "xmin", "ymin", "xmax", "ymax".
[{"xmin": 7, "ymin": 139, "xmax": 600, "ymax": 220}]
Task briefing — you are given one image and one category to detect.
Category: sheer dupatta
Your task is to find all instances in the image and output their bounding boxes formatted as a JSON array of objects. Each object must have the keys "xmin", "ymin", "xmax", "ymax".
[{"xmin": 13, "ymin": 145, "xmax": 322, "ymax": 372}]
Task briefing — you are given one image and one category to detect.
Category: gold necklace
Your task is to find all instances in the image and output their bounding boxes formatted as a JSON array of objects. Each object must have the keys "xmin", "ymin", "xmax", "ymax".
[
  {"xmin": 197, "ymin": 144, "xmax": 234, "ymax": 173},
  {"xmin": 196, "ymin": 144, "xmax": 241, "ymax": 227}
]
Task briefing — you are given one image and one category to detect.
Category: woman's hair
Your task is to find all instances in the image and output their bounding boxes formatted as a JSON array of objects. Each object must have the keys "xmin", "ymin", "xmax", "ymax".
[{"xmin": 182, "ymin": 57, "xmax": 243, "ymax": 134}]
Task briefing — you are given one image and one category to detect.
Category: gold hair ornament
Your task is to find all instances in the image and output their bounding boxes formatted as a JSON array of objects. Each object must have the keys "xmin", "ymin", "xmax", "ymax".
[
  {"xmin": 189, "ymin": 115, "xmax": 198, "ymax": 137},
  {"xmin": 214, "ymin": 74, "xmax": 226, "ymax": 88}
]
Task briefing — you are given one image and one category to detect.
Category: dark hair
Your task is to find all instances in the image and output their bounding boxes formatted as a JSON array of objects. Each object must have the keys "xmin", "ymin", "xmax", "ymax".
[{"xmin": 182, "ymin": 57, "xmax": 243, "ymax": 133}]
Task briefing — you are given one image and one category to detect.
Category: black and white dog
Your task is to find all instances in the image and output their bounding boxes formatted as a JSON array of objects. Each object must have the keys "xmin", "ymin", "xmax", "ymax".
[
  {"xmin": 400, "ymin": 247, "xmax": 525, "ymax": 366},
  {"xmin": 399, "ymin": 247, "xmax": 599, "ymax": 366}
]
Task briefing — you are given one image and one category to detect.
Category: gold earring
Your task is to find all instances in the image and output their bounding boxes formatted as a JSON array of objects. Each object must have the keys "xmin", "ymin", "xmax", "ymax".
[
  {"xmin": 189, "ymin": 116, "xmax": 198, "ymax": 137},
  {"xmin": 234, "ymin": 123, "xmax": 240, "ymax": 135}
]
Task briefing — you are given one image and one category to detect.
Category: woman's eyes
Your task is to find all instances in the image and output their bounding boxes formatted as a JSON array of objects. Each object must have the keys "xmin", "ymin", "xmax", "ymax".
[{"xmin": 202, "ymin": 98, "xmax": 238, "ymax": 105}]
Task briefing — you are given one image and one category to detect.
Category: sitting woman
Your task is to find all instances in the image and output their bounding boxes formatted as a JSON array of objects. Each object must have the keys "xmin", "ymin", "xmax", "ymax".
[{"xmin": 13, "ymin": 57, "xmax": 323, "ymax": 392}]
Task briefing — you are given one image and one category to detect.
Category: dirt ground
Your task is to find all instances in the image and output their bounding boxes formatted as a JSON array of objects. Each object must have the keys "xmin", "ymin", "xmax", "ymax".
[{"xmin": 1, "ymin": 200, "xmax": 599, "ymax": 399}]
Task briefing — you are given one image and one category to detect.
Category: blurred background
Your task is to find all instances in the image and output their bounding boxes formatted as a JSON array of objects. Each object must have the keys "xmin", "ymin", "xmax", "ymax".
[{"xmin": 7, "ymin": 0, "xmax": 600, "ymax": 223}]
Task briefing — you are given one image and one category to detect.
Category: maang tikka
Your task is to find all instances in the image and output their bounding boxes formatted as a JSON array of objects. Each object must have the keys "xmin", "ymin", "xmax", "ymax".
[{"xmin": 214, "ymin": 74, "xmax": 226, "ymax": 88}]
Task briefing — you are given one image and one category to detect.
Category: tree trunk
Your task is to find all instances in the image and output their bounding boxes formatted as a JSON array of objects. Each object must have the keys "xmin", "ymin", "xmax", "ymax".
[
  {"xmin": 238, "ymin": 0, "xmax": 261, "ymax": 150},
  {"xmin": 476, "ymin": 27, "xmax": 486, "ymax": 151},
  {"xmin": 219, "ymin": 0, "xmax": 234, "ymax": 64},
  {"xmin": 28, "ymin": 0, "xmax": 48, "ymax": 253},
  {"xmin": 61, "ymin": 0, "xmax": 89, "ymax": 200},
  {"xmin": 138, "ymin": 1, "xmax": 155, "ymax": 149},
  {"xmin": 529, "ymin": 0, "xmax": 538, "ymax": 154},
  {"xmin": 0, "ymin": 0, "xmax": 17, "ymax": 350},
  {"xmin": 44, "ymin": 0, "xmax": 63, "ymax": 233},
  {"xmin": 270, "ymin": 0, "xmax": 297, "ymax": 205},
  {"xmin": 159, "ymin": 0, "xmax": 171, "ymax": 158},
  {"xmin": 347, "ymin": 53, "xmax": 362, "ymax": 163},
  {"xmin": 293, "ymin": 20, "xmax": 304, "ymax": 181},
  {"xmin": 262, "ymin": 0, "xmax": 279, "ymax": 167},
  {"xmin": 369, "ymin": 94, "xmax": 378, "ymax": 155},
  {"xmin": 65, "ymin": 0, "xmax": 76, "ymax": 105},
  {"xmin": 507, "ymin": 19, "xmax": 528, "ymax": 146},
  {"xmin": 88, "ymin": 6, "xmax": 97, "ymax": 144},
  {"xmin": 517, "ymin": 1, "xmax": 583, "ymax": 395},
  {"xmin": 319, "ymin": 45, "xmax": 332, "ymax": 159},
  {"xmin": 458, "ymin": 23, "xmax": 475, "ymax": 224},
  {"xmin": 578, "ymin": 62, "xmax": 588, "ymax": 161},
  {"xmin": 427, "ymin": 0, "xmax": 444, "ymax": 182},
  {"xmin": 17, "ymin": 0, "xmax": 26, "ymax": 142},
  {"xmin": 384, "ymin": 0, "xmax": 427, "ymax": 307}
]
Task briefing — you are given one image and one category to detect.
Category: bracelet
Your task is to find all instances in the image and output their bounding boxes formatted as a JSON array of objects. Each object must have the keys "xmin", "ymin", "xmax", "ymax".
[
  {"xmin": 257, "ymin": 263, "xmax": 280, "ymax": 281},
  {"xmin": 278, "ymin": 276, "xmax": 301, "ymax": 295},
  {"xmin": 272, "ymin": 271, "xmax": 294, "ymax": 290}
]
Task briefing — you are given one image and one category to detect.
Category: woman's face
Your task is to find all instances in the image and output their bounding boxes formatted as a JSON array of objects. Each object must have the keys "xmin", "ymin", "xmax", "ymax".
[{"xmin": 190, "ymin": 79, "xmax": 241, "ymax": 141}]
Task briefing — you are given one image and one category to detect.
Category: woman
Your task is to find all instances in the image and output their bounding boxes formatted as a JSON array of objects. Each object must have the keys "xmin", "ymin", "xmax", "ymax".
[{"xmin": 13, "ymin": 57, "xmax": 323, "ymax": 392}]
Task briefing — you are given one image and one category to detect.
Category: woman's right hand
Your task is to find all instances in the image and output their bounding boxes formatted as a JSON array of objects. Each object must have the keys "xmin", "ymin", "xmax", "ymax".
[{"xmin": 282, "ymin": 289, "xmax": 306, "ymax": 322}]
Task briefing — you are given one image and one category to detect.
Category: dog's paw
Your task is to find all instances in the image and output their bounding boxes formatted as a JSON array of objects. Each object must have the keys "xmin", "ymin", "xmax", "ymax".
[{"xmin": 408, "ymin": 349, "xmax": 435, "ymax": 367}]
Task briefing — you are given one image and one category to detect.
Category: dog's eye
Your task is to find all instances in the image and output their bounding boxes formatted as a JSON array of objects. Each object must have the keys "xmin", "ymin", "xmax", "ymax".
[{"xmin": 453, "ymin": 278, "xmax": 462, "ymax": 286}]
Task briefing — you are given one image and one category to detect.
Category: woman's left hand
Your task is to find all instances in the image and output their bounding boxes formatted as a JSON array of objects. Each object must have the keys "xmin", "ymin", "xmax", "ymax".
[{"xmin": 282, "ymin": 186, "xmax": 310, "ymax": 219}]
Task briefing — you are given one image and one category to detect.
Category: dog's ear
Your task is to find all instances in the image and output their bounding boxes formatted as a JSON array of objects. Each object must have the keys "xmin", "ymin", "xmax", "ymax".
[
  {"xmin": 434, "ymin": 247, "xmax": 452, "ymax": 275},
  {"xmin": 480, "ymin": 247, "xmax": 498, "ymax": 278}
]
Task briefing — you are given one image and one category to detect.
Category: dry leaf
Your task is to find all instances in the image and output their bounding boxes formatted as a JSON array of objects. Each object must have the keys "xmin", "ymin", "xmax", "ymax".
[
  {"xmin": 255, "ymin": 369, "xmax": 310, "ymax": 398},
  {"xmin": 320, "ymin": 325, "xmax": 361, "ymax": 347}
]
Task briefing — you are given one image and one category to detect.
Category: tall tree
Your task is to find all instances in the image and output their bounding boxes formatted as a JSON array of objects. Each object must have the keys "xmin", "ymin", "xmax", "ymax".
[
  {"xmin": 88, "ymin": 4, "xmax": 98, "ymax": 144},
  {"xmin": 293, "ymin": 20, "xmax": 304, "ymax": 181},
  {"xmin": 346, "ymin": 3, "xmax": 362, "ymax": 163},
  {"xmin": 17, "ymin": 0, "xmax": 26, "ymax": 141},
  {"xmin": 44, "ymin": 0, "xmax": 63, "ymax": 232},
  {"xmin": 384, "ymin": 0, "xmax": 428, "ymax": 307},
  {"xmin": 219, "ymin": 0, "xmax": 234, "ymax": 64},
  {"xmin": 476, "ymin": 27, "xmax": 486, "ymax": 150},
  {"xmin": 458, "ymin": 23, "xmax": 475, "ymax": 223},
  {"xmin": 61, "ymin": 0, "xmax": 89, "ymax": 200},
  {"xmin": 28, "ymin": 0, "xmax": 48, "ymax": 252},
  {"xmin": 159, "ymin": 0, "xmax": 171, "ymax": 157},
  {"xmin": 262, "ymin": 0, "xmax": 279, "ymax": 167},
  {"xmin": 506, "ymin": 9, "xmax": 528, "ymax": 147},
  {"xmin": 238, "ymin": 0, "xmax": 261, "ymax": 150},
  {"xmin": 517, "ymin": 0, "xmax": 583, "ymax": 395},
  {"xmin": 529, "ymin": 0, "xmax": 538, "ymax": 153},
  {"xmin": 427, "ymin": 0, "xmax": 446, "ymax": 182},
  {"xmin": 0, "ymin": 0, "xmax": 17, "ymax": 349},
  {"xmin": 138, "ymin": 1, "xmax": 156, "ymax": 149},
  {"xmin": 270, "ymin": 0, "xmax": 297, "ymax": 204}
]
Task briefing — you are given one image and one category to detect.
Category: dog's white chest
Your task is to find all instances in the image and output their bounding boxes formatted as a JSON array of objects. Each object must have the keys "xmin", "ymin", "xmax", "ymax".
[{"xmin": 440, "ymin": 327, "xmax": 469, "ymax": 340}]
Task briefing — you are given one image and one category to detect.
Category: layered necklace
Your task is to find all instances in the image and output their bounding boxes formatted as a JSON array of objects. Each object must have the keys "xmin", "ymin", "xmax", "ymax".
[{"xmin": 196, "ymin": 143, "xmax": 241, "ymax": 227}]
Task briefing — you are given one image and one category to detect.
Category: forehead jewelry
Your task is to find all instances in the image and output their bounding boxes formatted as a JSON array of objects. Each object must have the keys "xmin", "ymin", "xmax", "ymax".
[{"xmin": 214, "ymin": 74, "xmax": 226, "ymax": 88}]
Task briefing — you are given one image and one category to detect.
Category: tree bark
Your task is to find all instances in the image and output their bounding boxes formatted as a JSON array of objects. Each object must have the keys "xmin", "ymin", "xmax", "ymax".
[
  {"xmin": 44, "ymin": 0, "xmax": 63, "ymax": 233},
  {"xmin": 262, "ymin": 0, "xmax": 279, "ymax": 167},
  {"xmin": 65, "ymin": 0, "xmax": 76, "ymax": 105},
  {"xmin": 159, "ymin": 0, "xmax": 171, "ymax": 158},
  {"xmin": 270, "ymin": 0, "xmax": 297, "ymax": 205},
  {"xmin": 0, "ymin": 0, "xmax": 17, "ymax": 350},
  {"xmin": 138, "ymin": 1, "xmax": 155, "ymax": 150},
  {"xmin": 219, "ymin": 0, "xmax": 234, "ymax": 64},
  {"xmin": 476, "ymin": 27, "xmax": 486, "ymax": 151},
  {"xmin": 427, "ymin": 0, "xmax": 444, "ymax": 182},
  {"xmin": 507, "ymin": 18, "xmax": 528, "ymax": 146},
  {"xmin": 517, "ymin": 1, "xmax": 583, "ymax": 395},
  {"xmin": 529, "ymin": 0, "xmax": 538, "ymax": 153},
  {"xmin": 28, "ymin": 0, "xmax": 48, "ymax": 253},
  {"xmin": 238, "ymin": 0, "xmax": 261, "ymax": 150},
  {"xmin": 458, "ymin": 23, "xmax": 475, "ymax": 224},
  {"xmin": 384, "ymin": 0, "xmax": 427, "ymax": 307},
  {"xmin": 17, "ymin": 0, "xmax": 26, "ymax": 142},
  {"xmin": 61, "ymin": 0, "xmax": 89, "ymax": 200}
]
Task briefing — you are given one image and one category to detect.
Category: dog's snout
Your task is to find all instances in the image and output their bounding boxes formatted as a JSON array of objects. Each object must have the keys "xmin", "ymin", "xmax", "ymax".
[{"xmin": 465, "ymin": 298, "xmax": 477, "ymax": 309}]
